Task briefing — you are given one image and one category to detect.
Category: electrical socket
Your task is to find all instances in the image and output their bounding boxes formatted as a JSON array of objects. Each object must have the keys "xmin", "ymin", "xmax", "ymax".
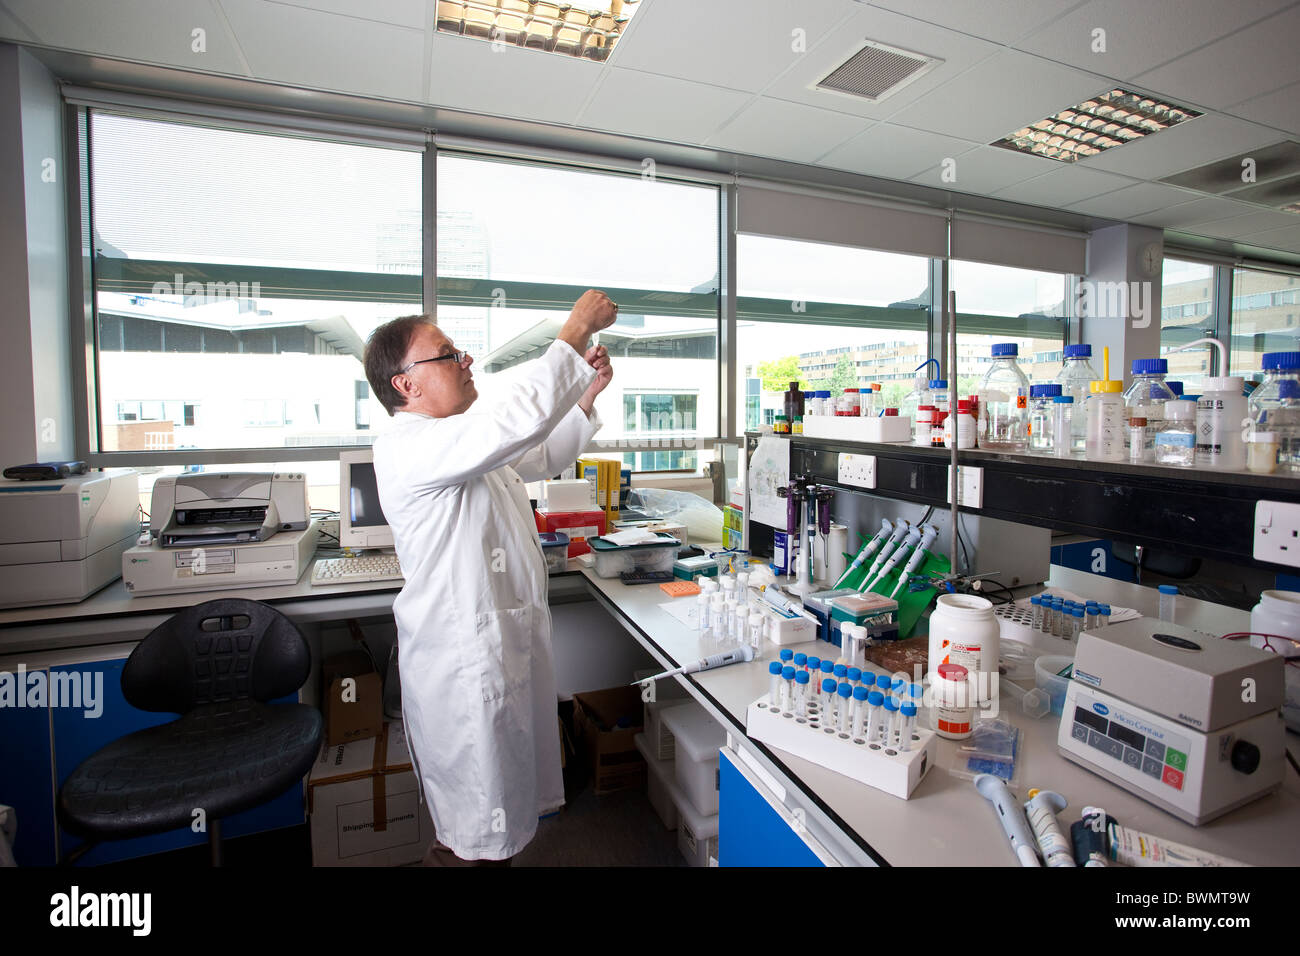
[
  {"xmin": 945, "ymin": 466, "xmax": 983, "ymax": 509},
  {"xmin": 837, "ymin": 453, "xmax": 876, "ymax": 489},
  {"xmin": 1254, "ymin": 500, "xmax": 1300, "ymax": 568}
]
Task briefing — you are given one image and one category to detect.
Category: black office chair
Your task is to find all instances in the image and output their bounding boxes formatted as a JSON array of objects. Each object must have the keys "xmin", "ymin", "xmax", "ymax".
[{"xmin": 58, "ymin": 599, "xmax": 322, "ymax": 866}]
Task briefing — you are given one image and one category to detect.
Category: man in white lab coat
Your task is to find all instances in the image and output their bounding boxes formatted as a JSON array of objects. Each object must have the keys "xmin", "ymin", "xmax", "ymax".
[{"xmin": 365, "ymin": 290, "xmax": 616, "ymax": 865}]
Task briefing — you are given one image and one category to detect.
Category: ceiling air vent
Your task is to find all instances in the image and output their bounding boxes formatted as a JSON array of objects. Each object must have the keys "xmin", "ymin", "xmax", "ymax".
[{"xmin": 814, "ymin": 40, "xmax": 942, "ymax": 103}]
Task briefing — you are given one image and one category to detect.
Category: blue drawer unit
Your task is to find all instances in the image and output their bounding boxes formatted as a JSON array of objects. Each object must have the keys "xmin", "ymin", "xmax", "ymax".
[
  {"xmin": 52, "ymin": 658, "xmax": 305, "ymax": 865},
  {"xmin": 0, "ymin": 665, "xmax": 56, "ymax": 867},
  {"xmin": 1051, "ymin": 539, "xmax": 1135, "ymax": 583},
  {"xmin": 718, "ymin": 750, "xmax": 825, "ymax": 867}
]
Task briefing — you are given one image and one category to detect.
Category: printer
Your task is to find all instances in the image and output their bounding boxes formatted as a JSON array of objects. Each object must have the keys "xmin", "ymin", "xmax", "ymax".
[
  {"xmin": 123, "ymin": 471, "xmax": 317, "ymax": 596},
  {"xmin": 149, "ymin": 472, "xmax": 310, "ymax": 546},
  {"xmin": 0, "ymin": 468, "xmax": 139, "ymax": 608}
]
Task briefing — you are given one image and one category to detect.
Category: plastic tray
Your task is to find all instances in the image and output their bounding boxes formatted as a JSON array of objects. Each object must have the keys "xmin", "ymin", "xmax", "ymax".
[
  {"xmin": 588, "ymin": 532, "xmax": 681, "ymax": 579},
  {"xmin": 539, "ymin": 532, "xmax": 569, "ymax": 574}
]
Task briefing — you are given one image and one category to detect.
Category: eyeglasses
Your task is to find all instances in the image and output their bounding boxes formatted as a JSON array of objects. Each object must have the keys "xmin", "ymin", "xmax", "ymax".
[{"xmin": 398, "ymin": 351, "xmax": 469, "ymax": 375}]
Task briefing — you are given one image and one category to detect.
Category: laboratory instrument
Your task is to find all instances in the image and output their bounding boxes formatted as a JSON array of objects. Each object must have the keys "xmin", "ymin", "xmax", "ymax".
[
  {"xmin": 1023, "ymin": 789, "xmax": 1074, "ymax": 867},
  {"xmin": 0, "ymin": 468, "xmax": 138, "ymax": 608},
  {"xmin": 888, "ymin": 523, "xmax": 939, "ymax": 599},
  {"xmin": 150, "ymin": 470, "xmax": 312, "ymax": 547},
  {"xmin": 974, "ymin": 774, "xmax": 1041, "ymax": 867},
  {"xmin": 757, "ymin": 584, "xmax": 819, "ymax": 623},
  {"xmin": 859, "ymin": 520, "xmax": 911, "ymax": 592},
  {"xmin": 635, "ymin": 644, "xmax": 756, "ymax": 686},
  {"xmin": 137, "ymin": 520, "xmax": 319, "ymax": 594},
  {"xmin": 834, "ymin": 518, "xmax": 893, "ymax": 588},
  {"xmin": 1057, "ymin": 619, "xmax": 1285, "ymax": 825},
  {"xmin": 1105, "ymin": 820, "xmax": 1249, "ymax": 867},
  {"xmin": 862, "ymin": 524, "xmax": 921, "ymax": 592}
]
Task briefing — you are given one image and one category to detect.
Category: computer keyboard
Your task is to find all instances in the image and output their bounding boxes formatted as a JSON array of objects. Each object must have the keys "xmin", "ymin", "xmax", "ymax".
[{"xmin": 311, "ymin": 552, "xmax": 404, "ymax": 586}]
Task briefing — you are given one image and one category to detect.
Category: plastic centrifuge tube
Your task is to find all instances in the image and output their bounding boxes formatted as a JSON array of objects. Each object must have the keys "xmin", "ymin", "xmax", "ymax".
[
  {"xmin": 1085, "ymin": 606, "xmax": 1099, "ymax": 631},
  {"xmin": 1071, "ymin": 607, "xmax": 1085, "ymax": 640},
  {"xmin": 781, "ymin": 666, "xmax": 796, "ymax": 712},
  {"xmin": 821, "ymin": 678, "xmax": 838, "ymax": 721},
  {"xmin": 866, "ymin": 690, "xmax": 884, "ymax": 742},
  {"xmin": 748, "ymin": 610, "xmax": 764, "ymax": 653},
  {"xmin": 898, "ymin": 702, "xmax": 918, "ymax": 752},
  {"xmin": 1100, "ymin": 604, "xmax": 1111, "ymax": 627},
  {"xmin": 876, "ymin": 673, "xmax": 892, "ymax": 695},
  {"xmin": 852, "ymin": 686, "xmax": 868, "ymax": 739},
  {"xmin": 768, "ymin": 662, "xmax": 782, "ymax": 706},
  {"xmin": 794, "ymin": 670, "xmax": 810, "ymax": 716},
  {"xmin": 697, "ymin": 589, "xmax": 712, "ymax": 630},
  {"xmin": 847, "ymin": 667, "xmax": 862, "ymax": 687},
  {"xmin": 882, "ymin": 697, "xmax": 899, "ymax": 747},
  {"xmin": 807, "ymin": 655, "xmax": 821, "ymax": 679},
  {"xmin": 1030, "ymin": 595, "xmax": 1042, "ymax": 631},
  {"xmin": 837, "ymin": 683, "xmax": 853, "ymax": 734},
  {"xmin": 711, "ymin": 592, "xmax": 726, "ymax": 638},
  {"xmin": 834, "ymin": 665, "xmax": 848, "ymax": 687},
  {"xmin": 780, "ymin": 648, "xmax": 794, "ymax": 670},
  {"xmin": 794, "ymin": 652, "xmax": 807, "ymax": 673},
  {"xmin": 821, "ymin": 659, "xmax": 835, "ymax": 692}
]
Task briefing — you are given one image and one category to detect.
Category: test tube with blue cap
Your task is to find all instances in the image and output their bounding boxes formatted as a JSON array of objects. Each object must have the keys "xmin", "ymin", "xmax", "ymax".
[
  {"xmin": 781, "ymin": 666, "xmax": 796, "ymax": 712},
  {"xmin": 768, "ymin": 662, "xmax": 782, "ymax": 706},
  {"xmin": 833, "ymin": 664, "xmax": 848, "ymax": 684},
  {"xmin": 1085, "ymin": 606, "xmax": 1100, "ymax": 631},
  {"xmin": 876, "ymin": 673, "xmax": 891, "ymax": 695},
  {"xmin": 794, "ymin": 670, "xmax": 810, "ymax": 717},
  {"xmin": 821, "ymin": 661, "xmax": 835, "ymax": 701},
  {"xmin": 780, "ymin": 648, "xmax": 794, "ymax": 668},
  {"xmin": 898, "ymin": 702, "xmax": 918, "ymax": 752},
  {"xmin": 1100, "ymin": 604, "xmax": 1111, "ymax": 627},
  {"xmin": 794, "ymin": 652, "xmax": 807, "ymax": 673},
  {"xmin": 882, "ymin": 697, "xmax": 899, "ymax": 747},
  {"xmin": 847, "ymin": 667, "xmax": 862, "ymax": 687},
  {"xmin": 837, "ymin": 683, "xmax": 853, "ymax": 734},
  {"xmin": 866, "ymin": 690, "xmax": 884, "ymax": 742},
  {"xmin": 1071, "ymin": 607, "xmax": 1085, "ymax": 639},
  {"xmin": 1030, "ymin": 595, "xmax": 1042, "ymax": 631},
  {"xmin": 822, "ymin": 678, "xmax": 838, "ymax": 722}
]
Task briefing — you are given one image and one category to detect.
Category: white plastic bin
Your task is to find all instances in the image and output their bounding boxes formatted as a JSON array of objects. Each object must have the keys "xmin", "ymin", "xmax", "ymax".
[
  {"xmin": 674, "ymin": 785, "xmax": 719, "ymax": 868},
  {"xmin": 643, "ymin": 699, "xmax": 687, "ymax": 761},
  {"xmin": 633, "ymin": 732, "xmax": 678, "ymax": 831},
  {"xmin": 660, "ymin": 702, "xmax": 725, "ymax": 817},
  {"xmin": 588, "ymin": 533, "xmax": 681, "ymax": 578}
]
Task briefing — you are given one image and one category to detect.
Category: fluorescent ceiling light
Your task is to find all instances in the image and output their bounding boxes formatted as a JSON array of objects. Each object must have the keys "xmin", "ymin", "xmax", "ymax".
[
  {"xmin": 436, "ymin": 0, "xmax": 641, "ymax": 61},
  {"xmin": 991, "ymin": 89, "xmax": 1202, "ymax": 164}
]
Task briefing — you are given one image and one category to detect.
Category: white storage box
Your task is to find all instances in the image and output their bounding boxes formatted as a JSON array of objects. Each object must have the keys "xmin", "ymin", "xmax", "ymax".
[
  {"xmin": 802, "ymin": 415, "xmax": 912, "ymax": 443},
  {"xmin": 660, "ymin": 702, "xmax": 725, "ymax": 817},
  {"xmin": 643, "ymin": 697, "xmax": 689, "ymax": 761},
  {"xmin": 543, "ymin": 478, "xmax": 598, "ymax": 512},
  {"xmin": 538, "ymin": 532, "xmax": 569, "ymax": 574},
  {"xmin": 588, "ymin": 532, "xmax": 680, "ymax": 579},
  {"xmin": 674, "ymin": 785, "xmax": 719, "ymax": 868},
  {"xmin": 633, "ymin": 732, "xmax": 679, "ymax": 831}
]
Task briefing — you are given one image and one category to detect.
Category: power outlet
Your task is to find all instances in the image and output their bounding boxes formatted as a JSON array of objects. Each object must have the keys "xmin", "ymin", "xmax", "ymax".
[
  {"xmin": 945, "ymin": 466, "xmax": 983, "ymax": 509},
  {"xmin": 1254, "ymin": 500, "xmax": 1300, "ymax": 568},
  {"xmin": 837, "ymin": 453, "xmax": 876, "ymax": 489}
]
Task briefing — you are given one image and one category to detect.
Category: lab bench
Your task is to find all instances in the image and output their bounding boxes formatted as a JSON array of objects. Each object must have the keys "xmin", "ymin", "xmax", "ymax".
[{"xmin": 3, "ymin": 555, "xmax": 1298, "ymax": 867}]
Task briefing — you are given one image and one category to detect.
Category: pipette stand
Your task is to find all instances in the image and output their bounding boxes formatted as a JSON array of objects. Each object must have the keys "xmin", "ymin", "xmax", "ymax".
[{"xmin": 747, "ymin": 694, "xmax": 935, "ymax": 799}]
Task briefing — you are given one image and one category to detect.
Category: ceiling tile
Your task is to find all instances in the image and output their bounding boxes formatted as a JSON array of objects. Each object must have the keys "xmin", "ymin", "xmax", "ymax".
[
  {"xmin": 428, "ymin": 34, "xmax": 602, "ymax": 126},
  {"xmin": 886, "ymin": 49, "xmax": 1111, "ymax": 144},
  {"xmin": 760, "ymin": 5, "xmax": 1000, "ymax": 120},
  {"xmin": 1014, "ymin": 0, "xmax": 1292, "ymax": 81},
  {"xmin": 1065, "ymin": 181, "xmax": 1200, "ymax": 219},
  {"xmin": 0, "ymin": 0, "xmax": 247, "ymax": 74},
  {"xmin": 577, "ymin": 68, "xmax": 752, "ymax": 146},
  {"xmin": 991, "ymin": 165, "xmax": 1135, "ymax": 205},
  {"xmin": 0, "ymin": 4, "xmax": 37, "ymax": 42},
  {"xmin": 1238, "ymin": 222, "xmax": 1300, "ymax": 253},
  {"xmin": 1181, "ymin": 209, "xmax": 1300, "ymax": 239},
  {"xmin": 1079, "ymin": 112, "xmax": 1280, "ymax": 179},
  {"xmin": 706, "ymin": 98, "xmax": 869, "ymax": 164},
  {"xmin": 265, "ymin": 0, "xmax": 426, "ymax": 29},
  {"xmin": 1133, "ymin": 5, "xmax": 1300, "ymax": 111},
  {"xmin": 1228, "ymin": 80, "xmax": 1300, "ymax": 138},
  {"xmin": 1128, "ymin": 196, "xmax": 1267, "ymax": 228},
  {"xmin": 220, "ymin": 0, "xmax": 424, "ymax": 101},
  {"xmin": 819, "ymin": 122, "xmax": 981, "ymax": 180},
  {"xmin": 909, "ymin": 145, "xmax": 1058, "ymax": 194},
  {"xmin": 610, "ymin": 0, "xmax": 853, "ymax": 93},
  {"xmin": 867, "ymin": 0, "xmax": 1083, "ymax": 44}
]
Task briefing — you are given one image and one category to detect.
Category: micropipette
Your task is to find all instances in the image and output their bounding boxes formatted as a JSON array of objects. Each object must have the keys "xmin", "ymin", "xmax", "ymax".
[
  {"xmin": 757, "ymin": 584, "xmax": 820, "ymax": 623},
  {"xmin": 1024, "ymin": 789, "xmax": 1075, "ymax": 867},
  {"xmin": 834, "ymin": 519, "xmax": 893, "ymax": 588},
  {"xmin": 632, "ymin": 644, "xmax": 755, "ymax": 686},
  {"xmin": 859, "ymin": 520, "xmax": 911, "ymax": 592},
  {"xmin": 888, "ymin": 524, "xmax": 939, "ymax": 599},
  {"xmin": 974, "ymin": 774, "xmax": 1042, "ymax": 867},
  {"xmin": 863, "ymin": 525, "xmax": 921, "ymax": 592}
]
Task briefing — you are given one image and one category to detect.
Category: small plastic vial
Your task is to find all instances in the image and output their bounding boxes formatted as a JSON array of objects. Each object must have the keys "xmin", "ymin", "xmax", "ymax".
[
  {"xmin": 1086, "ymin": 606, "xmax": 1100, "ymax": 631},
  {"xmin": 898, "ymin": 702, "xmax": 918, "ymax": 752},
  {"xmin": 1158, "ymin": 584, "xmax": 1178, "ymax": 623},
  {"xmin": 847, "ymin": 666, "xmax": 862, "ymax": 686},
  {"xmin": 822, "ymin": 678, "xmax": 839, "ymax": 721},
  {"xmin": 767, "ymin": 661, "xmax": 782, "ymax": 705},
  {"xmin": 1099, "ymin": 604, "xmax": 1111, "ymax": 628},
  {"xmin": 794, "ymin": 670, "xmax": 810, "ymax": 716},
  {"xmin": 865, "ymin": 691, "xmax": 884, "ymax": 742},
  {"xmin": 882, "ymin": 697, "xmax": 899, "ymax": 747},
  {"xmin": 851, "ymin": 686, "xmax": 868, "ymax": 739},
  {"xmin": 837, "ymin": 683, "xmax": 853, "ymax": 733},
  {"xmin": 1128, "ymin": 416, "xmax": 1149, "ymax": 463},
  {"xmin": 1071, "ymin": 607, "xmax": 1085, "ymax": 640},
  {"xmin": 1030, "ymin": 594, "xmax": 1043, "ymax": 631}
]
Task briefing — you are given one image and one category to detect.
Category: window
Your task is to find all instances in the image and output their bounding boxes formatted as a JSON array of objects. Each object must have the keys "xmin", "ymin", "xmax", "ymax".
[
  {"xmin": 1231, "ymin": 266, "xmax": 1300, "ymax": 380},
  {"xmin": 86, "ymin": 112, "xmax": 422, "ymax": 453},
  {"xmin": 1160, "ymin": 258, "xmax": 1216, "ymax": 391},
  {"xmin": 952, "ymin": 261, "xmax": 1070, "ymax": 395},
  {"xmin": 737, "ymin": 236, "xmax": 932, "ymax": 428},
  {"xmin": 437, "ymin": 153, "xmax": 719, "ymax": 470}
]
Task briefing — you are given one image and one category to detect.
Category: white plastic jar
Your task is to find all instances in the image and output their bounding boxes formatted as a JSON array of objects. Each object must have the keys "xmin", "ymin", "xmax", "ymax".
[
  {"xmin": 927, "ymin": 593, "xmax": 999, "ymax": 703},
  {"xmin": 1251, "ymin": 589, "xmax": 1300, "ymax": 642},
  {"xmin": 931, "ymin": 662, "xmax": 974, "ymax": 740}
]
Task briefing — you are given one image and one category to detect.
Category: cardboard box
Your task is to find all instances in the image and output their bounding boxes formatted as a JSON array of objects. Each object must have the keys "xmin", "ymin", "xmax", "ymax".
[
  {"xmin": 322, "ymin": 650, "xmax": 383, "ymax": 747},
  {"xmin": 307, "ymin": 721, "xmax": 436, "ymax": 866},
  {"xmin": 572, "ymin": 685, "xmax": 646, "ymax": 794},
  {"xmin": 535, "ymin": 509, "xmax": 607, "ymax": 556}
]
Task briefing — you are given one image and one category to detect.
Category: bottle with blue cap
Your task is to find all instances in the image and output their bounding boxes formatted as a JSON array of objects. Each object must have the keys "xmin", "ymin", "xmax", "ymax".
[
  {"xmin": 1158, "ymin": 585, "xmax": 1178, "ymax": 623},
  {"xmin": 1124, "ymin": 358, "xmax": 1177, "ymax": 455},
  {"xmin": 1250, "ymin": 351, "xmax": 1300, "ymax": 427},
  {"xmin": 926, "ymin": 378, "xmax": 951, "ymax": 449},
  {"xmin": 1055, "ymin": 344, "xmax": 1100, "ymax": 452},
  {"xmin": 978, "ymin": 342, "xmax": 1031, "ymax": 450},
  {"xmin": 1028, "ymin": 383, "xmax": 1063, "ymax": 453}
]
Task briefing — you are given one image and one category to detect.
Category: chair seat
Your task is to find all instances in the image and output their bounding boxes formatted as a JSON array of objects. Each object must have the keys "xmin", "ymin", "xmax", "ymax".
[{"xmin": 59, "ymin": 700, "xmax": 322, "ymax": 840}]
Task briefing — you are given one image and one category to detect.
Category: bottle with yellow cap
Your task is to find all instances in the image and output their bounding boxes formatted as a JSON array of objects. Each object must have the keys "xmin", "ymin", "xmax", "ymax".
[{"xmin": 1085, "ymin": 347, "xmax": 1126, "ymax": 462}]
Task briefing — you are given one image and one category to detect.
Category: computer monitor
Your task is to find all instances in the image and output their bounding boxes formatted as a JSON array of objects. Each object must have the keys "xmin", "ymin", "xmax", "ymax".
[{"xmin": 339, "ymin": 450, "xmax": 394, "ymax": 550}]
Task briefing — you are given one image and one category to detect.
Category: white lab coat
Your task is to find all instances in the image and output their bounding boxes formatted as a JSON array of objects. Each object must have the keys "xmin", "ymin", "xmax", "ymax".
[{"xmin": 372, "ymin": 340, "xmax": 600, "ymax": 860}]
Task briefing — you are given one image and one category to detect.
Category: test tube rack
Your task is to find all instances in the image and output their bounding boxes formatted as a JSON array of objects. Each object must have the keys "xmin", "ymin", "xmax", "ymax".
[{"xmin": 746, "ymin": 694, "xmax": 935, "ymax": 799}]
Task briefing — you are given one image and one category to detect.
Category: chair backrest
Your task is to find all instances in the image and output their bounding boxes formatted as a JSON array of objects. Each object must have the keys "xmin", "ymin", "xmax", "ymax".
[{"xmin": 122, "ymin": 599, "xmax": 311, "ymax": 713}]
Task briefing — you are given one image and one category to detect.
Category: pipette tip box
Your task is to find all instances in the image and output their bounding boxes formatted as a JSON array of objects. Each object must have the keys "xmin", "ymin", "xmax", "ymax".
[{"xmin": 746, "ymin": 694, "xmax": 934, "ymax": 799}]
